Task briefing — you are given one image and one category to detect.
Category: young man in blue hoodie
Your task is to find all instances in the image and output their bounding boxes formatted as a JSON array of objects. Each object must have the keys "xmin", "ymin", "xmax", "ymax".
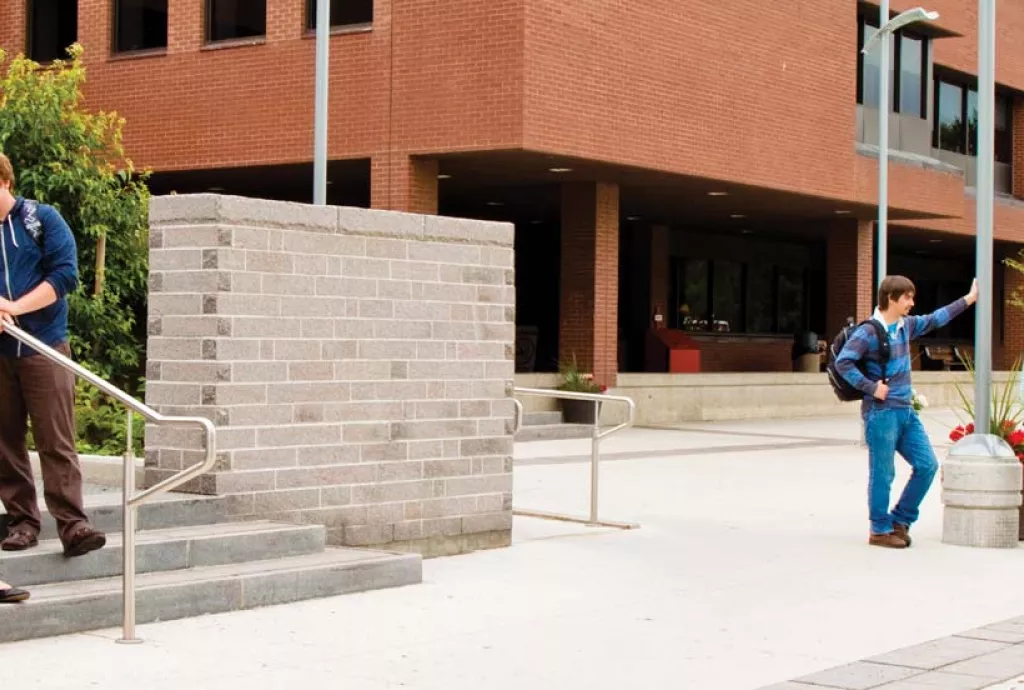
[
  {"xmin": 0, "ymin": 153, "xmax": 106, "ymax": 558},
  {"xmin": 836, "ymin": 274, "xmax": 977, "ymax": 548}
]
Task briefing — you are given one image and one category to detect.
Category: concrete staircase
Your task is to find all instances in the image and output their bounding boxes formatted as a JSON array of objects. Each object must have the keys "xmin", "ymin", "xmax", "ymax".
[
  {"xmin": 514, "ymin": 411, "xmax": 593, "ymax": 442},
  {"xmin": 0, "ymin": 491, "xmax": 421, "ymax": 643}
]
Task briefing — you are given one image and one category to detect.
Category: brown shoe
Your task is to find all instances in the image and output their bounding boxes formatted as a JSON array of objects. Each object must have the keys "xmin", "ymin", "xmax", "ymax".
[
  {"xmin": 1, "ymin": 529, "xmax": 38, "ymax": 552},
  {"xmin": 893, "ymin": 523, "xmax": 912, "ymax": 547},
  {"xmin": 869, "ymin": 532, "xmax": 909, "ymax": 549},
  {"xmin": 63, "ymin": 526, "xmax": 106, "ymax": 558},
  {"xmin": 0, "ymin": 587, "xmax": 29, "ymax": 603}
]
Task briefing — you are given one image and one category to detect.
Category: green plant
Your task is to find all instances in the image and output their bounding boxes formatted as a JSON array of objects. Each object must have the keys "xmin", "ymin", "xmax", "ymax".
[
  {"xmin": 949, "ymin": 353, "xmax": 1024, "ymax": 461},
  {"xmin": 0, "ymin": 45, "xmax": 150, "ymax": 391},
  {"xmin": 557, "ymin": 355, "xmax": 607, "ymax": 393},
  {"xmin": 0, "ymin": 45, "xmax": 150, "ymax": 453}
]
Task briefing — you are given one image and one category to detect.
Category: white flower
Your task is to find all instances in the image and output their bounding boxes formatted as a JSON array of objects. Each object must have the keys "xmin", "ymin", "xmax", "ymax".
[{"xmin": 917, "ymin": 394, "xmax": 929, "ymax": 408}]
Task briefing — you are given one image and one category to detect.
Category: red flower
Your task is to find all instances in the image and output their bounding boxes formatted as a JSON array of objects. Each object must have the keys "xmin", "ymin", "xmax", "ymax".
[
  {"xmin": 966, "ymin": 423, "xmax": 975, "ymax": 434},
  {"xmin": 950, "ymin": 425, "xmax": 966, "ymax": 442},
  {"xmin": 1009, "ymin": 430, "xmax": 1024, "ymax": 447}
]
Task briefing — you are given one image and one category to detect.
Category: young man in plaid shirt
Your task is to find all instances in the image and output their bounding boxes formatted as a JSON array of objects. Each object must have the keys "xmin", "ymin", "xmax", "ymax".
[{"xmin": 836, "ymin": 275, "xmax": 978, "ymax": 548}]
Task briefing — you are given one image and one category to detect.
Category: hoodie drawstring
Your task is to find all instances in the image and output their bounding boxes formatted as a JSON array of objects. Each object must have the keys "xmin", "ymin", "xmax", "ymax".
[{"xmin": 7, "ymin": 216, "xmax": 16, "ymax": 249}]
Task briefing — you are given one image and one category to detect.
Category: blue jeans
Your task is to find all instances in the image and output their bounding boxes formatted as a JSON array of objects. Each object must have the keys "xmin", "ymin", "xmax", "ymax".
[{"xmin": 863, "ymin": 407, "xmax": 939, "ymax": 535}]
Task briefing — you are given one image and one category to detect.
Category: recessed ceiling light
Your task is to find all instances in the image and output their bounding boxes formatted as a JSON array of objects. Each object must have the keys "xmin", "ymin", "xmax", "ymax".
[
  {"xmin": 626, "ymin": 215, "xmax": 641, "ymax": 221},
  {"xmin": 730, "ymin": 214, "xmax": 747, "ymax": 219},
  {"xmin": 548, "ymin": 167, "xmax": 573, "ymax": 173},
  {"xmin": 437, "ymin": 174, "xmax": 452, "ymax": 180},
  {"xmin": 485, "ymin": 201, "xmax": 504, "ymax": 207},
  {"xmin": 530, "ymin": 220, "xmax": 544, "ymax": 225},
  {"xmin": 708, "ymin": 191, "xmax": 729, "ymax": 196},
  {"xmin": 207, "ymin": 187, "xmax": 225, "ymax": 192},
  {"xmin": 929, "ymin": 239, "xmax": 943, "ymax": 243},
  {"xmin": 835, "ymin": 210, "xmax": 851, "ymax": 215},
  {"xmin": 740, "ymin": 229, "xmax": 754, "ymax": 235}
]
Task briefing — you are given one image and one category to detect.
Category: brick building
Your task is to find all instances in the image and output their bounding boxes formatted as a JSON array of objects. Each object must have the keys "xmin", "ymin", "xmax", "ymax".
[{"xmin": 2, "ymin": 1, "xmax": 1024, "ymax": 386}]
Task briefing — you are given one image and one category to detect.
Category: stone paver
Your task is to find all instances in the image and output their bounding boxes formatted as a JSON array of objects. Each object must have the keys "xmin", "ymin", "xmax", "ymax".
[
  {"xmin": 794, "ymin": 661, "xmax": 922, "ymax": 689},
  {"xmin": 1, "ymin": 409, "xmax": 1024, "ymax": 690}
]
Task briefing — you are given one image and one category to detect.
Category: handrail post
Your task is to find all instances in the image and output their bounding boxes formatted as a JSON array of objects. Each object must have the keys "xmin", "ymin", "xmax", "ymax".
[
  {"xmin": 117, "ymin": 410, "xmax": 142, "ymax": 645},
  {"xmin": 589, "ymin": 399, "xmax": 600, "ymax": 525}
]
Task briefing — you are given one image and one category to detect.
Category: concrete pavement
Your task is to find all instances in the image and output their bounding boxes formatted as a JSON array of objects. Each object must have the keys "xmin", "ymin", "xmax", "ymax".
[{"xmin": 2, "ymin": 408, "xmax": 1024, "ymax": 689}]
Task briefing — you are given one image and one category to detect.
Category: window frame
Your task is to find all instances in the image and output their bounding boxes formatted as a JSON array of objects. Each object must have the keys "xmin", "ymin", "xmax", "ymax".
[
  {"xmin": 672, "ymin": 258, "xmax": 812, "ymax": 336},
  {"xmin": 206, "ymin": 0, "xmax": 268, "ymax": 44},
  {"xmin": 933, "ymin": 71, "xmax": 1014, "ymax": 163},
  {"xmin": 305, "ymin": 0, "xmax": 374, "ymax": 31},
  {"xmin": 856, "ymin": 14, "xmax": 928, "ymax": 119},
  {"xmin": 112, "ymin": 0, "xmax": 169, "ymax": 55},
  {"xmin": 27, "ymin": 0, "xmax": 79, "ymax": 63}
]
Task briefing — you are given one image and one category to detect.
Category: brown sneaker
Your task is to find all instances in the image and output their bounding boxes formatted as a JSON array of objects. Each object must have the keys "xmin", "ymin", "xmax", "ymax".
[
  {"xmin": 869, "ymin": 532, "xmax": 909, "ymax": 549},
  {"xmin": 893, "ymin": 523, "xmax": 912, "ymax": 547},
  {"xmin": 1, "ymin": 529, "xmax": 38, "ymax": 552},
  {"xmin": 63, "ymin": 526, "xmax": 106, "ymax": 558}
]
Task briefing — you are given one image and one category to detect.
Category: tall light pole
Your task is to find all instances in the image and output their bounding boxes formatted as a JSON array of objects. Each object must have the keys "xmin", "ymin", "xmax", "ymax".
[
  {"xmin": 975, "ymin": 0, "xmax": 996, "ymax": 434},
  {"xmin": 313, "ymin": 0, "xmax": 330, "ymax": 205},
  {"xmin": 862, "ymin": 5, "xmax": 940, "ymax": 287}
]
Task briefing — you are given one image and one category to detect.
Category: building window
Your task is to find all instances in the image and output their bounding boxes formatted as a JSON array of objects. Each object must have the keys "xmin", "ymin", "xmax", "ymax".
[
  {"xmin": 114, "ymin": 0, "xmax": 168, "ymax": 53},
  {"xmin": 936, "ymin": 80, "xmax": 965, "ymax": 153},
  {"xmin": 307, "ymin": 0, "xmax": 374, "ymax": 29},
  {"xmin": 934, "ymin": 75, "xmax": 1013, "ymax": 163},
  {"xmin": 28, "ymin": 0, "xmax": 78, "ymax": 63},
  {"xmin": 672, "ymin": 259, "xmax": 811, "ymax": 335},
  {"xmin": 208, "ymin": 0, "xmax": 266, "ymax": 43},
  {"xmin": 856, "ymin": 16, "xmax": 927, "ymax": 119}
]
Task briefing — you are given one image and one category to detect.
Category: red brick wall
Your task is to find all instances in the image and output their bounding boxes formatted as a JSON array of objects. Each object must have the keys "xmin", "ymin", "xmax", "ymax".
[
  {"xmin": 826, "ymin": 220, "xmax": 875, "ymax": 339},
  {"xmin": 1002, "ymin": 254, "xmax": 1024, "ymax": 370},
  {"xmin": 521, "ymin": 1, "xmax": 855, "ymax": 205},
  {"xmin": 1014, "ymin": 97, "xmax": 1024, "ymax": 201},
  {"xmin": 559, "ymin": 182, "xmax": 619, "ymax": 387},
  {"xmin": 20, "ymin": 0, "xmax": 525, "ymax": 196},
  {"xmin": 372, "ymin": 155, "xmax": 438, "ymax": 213},
  {"xmin": 690, "ymin": 339, "xmax": 793, "ymax": 373}
]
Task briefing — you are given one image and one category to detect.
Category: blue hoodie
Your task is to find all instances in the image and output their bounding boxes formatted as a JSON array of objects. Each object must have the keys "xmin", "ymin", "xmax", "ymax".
[{"xmin": 0, "ymin": 197, "xmax": 79, "ymax": 358}]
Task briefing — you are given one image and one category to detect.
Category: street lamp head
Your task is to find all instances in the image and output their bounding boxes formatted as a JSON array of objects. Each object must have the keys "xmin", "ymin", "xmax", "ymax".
[{"xmin": 861, "ymin": 7, "xmax": 940, "ymax": 53}]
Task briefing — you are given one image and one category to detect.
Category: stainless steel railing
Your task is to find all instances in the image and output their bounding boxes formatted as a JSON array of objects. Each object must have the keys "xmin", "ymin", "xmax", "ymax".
[
  {"xmin": 512, "ymin": 387, "xmax": 637, "ymax": 529},
  {"xmin": 2, "ymin": 322, "xmax": 217, "ymax": 644}
]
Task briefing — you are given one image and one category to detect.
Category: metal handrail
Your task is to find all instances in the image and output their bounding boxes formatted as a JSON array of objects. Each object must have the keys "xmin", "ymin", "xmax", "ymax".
[
  {"xmin": 2, "ymin": 322, "xmax": 217, "ymax": 644},
  {"xmin": 512, "ymin": 386, "xmax": 637, "ymax": 529}
]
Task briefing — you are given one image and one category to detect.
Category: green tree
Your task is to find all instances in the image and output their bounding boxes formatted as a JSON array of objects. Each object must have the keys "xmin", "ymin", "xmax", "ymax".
[
  {"xmin": 0, "ymin": 44, "xmax": 149, "ymax": 386},
  {"xmin": 0, "ymin": 45, "xmax": 149, "ymax": 452}
]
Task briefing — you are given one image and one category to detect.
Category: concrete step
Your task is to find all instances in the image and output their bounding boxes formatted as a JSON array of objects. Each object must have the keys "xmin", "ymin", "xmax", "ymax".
[
  {"xmin": 1, "ymin": 521, "xmax": 327, "ymax": 586},
  {"xmin": 0, "ymin": 547, "xmax": 422, "ymax": 644},
  {"xmin": 523, "ymin": 411, "xmax": 562, "ymax": 426},
  {"xmin": 515, "ymin": 423, "xmax": 593, "ymax": 442},
  {"xmin": 0, "ymin": 492, "xmax": 227, "ymax": 541}
]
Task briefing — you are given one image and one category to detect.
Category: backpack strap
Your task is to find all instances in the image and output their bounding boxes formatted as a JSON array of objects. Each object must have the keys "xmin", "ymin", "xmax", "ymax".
[
  {"xmin": 860, "ymin": 319, "xmax": 891, "ymax": 382},
  {"xmin": 20, "ymin": 199, "xmax": 43, "ymax": 247}
]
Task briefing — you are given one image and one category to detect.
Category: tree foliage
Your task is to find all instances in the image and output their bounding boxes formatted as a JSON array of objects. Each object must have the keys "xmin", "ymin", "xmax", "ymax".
[{"xmin": 0, "ymin": 44, "xmax": 149, "ymax": 392}]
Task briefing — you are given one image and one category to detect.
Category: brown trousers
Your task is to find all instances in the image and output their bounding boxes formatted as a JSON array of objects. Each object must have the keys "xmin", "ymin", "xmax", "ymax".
[{"xmin": 0, "ymin": 343, "xmax": 89, "ymax": 543}]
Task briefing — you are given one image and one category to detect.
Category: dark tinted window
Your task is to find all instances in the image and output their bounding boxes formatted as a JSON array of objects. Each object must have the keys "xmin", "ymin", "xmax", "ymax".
[
  {"xmin": 114, "ymin": 0, "xmax": 168, "ymax": 53},
  {"xmin": 308, "ymin": 0, "xmax": 373, "ymax": 28},
  {"xmin": 28, "ymin": 0, "xmax": 78, "ymax": 63},
  {"xmin": 208, "ymin": 0, "xmax": 266, "ymax": 42}
]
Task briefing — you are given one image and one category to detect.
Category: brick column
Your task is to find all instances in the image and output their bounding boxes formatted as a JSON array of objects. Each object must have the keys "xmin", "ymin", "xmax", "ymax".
[
  {"xmin": 78, "ymin": 0, "xmax": 111, "ymax": 66},
  {"xmin": 371, "ymin": 155, "xmax": 439, "ymax": 214},
  {"xmin": 1002, "ymin": 247, "xmax": 1024, "ymax": 369},
  {"xmin": 0, "ymin": 2, "xmax": 26, "ymax": 56},
  {"xmin": 559, "ymin": 182, "xmax": 620, "ymax": 387},
  {"xmin": 146, "ymin": 195, "xmax": 515, "ymax": 556},
  {"xmin": 1013, "ymin": 97, "xmax": 1024, "ymax": 200},
  {"xmin": 826, "ymin": 220, "xmax": 875, "ymax": 339}
]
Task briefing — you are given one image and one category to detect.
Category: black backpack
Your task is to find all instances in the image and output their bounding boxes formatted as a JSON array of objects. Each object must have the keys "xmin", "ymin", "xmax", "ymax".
[{"xmin": 826, "ymin": 319, "xmax": 890, "ymax": 402}]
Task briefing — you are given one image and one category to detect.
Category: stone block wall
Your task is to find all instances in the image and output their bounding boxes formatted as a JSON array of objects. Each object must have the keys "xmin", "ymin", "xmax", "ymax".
[{"xmin": 145, "ymin": 195, "xmax": 515, "ymax": 555}]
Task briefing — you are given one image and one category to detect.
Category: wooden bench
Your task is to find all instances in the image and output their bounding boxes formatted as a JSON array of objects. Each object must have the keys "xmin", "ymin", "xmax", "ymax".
[
  {"xmin": 922, "ymin": 345, "xmax": 970, "ymax": 371},
  {"xmin": 922, "ymin": 345, "xmax": 956, "ymax": 371}
]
